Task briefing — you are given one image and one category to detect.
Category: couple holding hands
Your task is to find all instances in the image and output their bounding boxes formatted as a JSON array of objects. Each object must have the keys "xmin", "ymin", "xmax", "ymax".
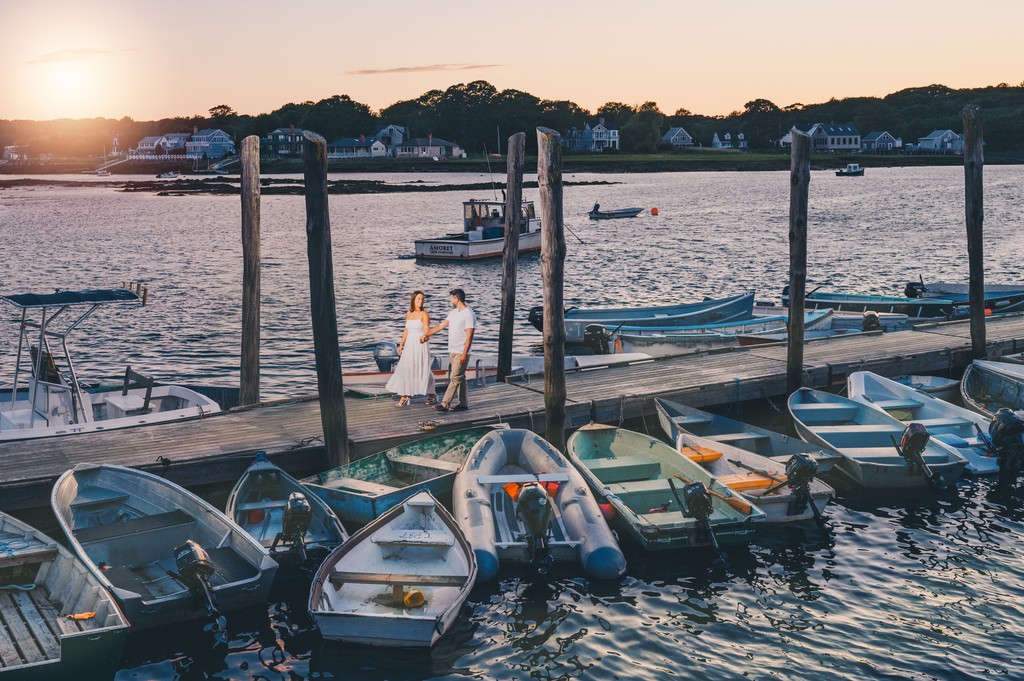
[{"xmin": 385, "ymin": 288, "xmax": 476, "ymax": 412}]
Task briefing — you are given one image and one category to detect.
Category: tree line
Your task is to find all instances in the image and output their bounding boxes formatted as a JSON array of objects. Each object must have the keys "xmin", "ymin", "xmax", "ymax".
[{"xmin": 3, "ymin": 80, "xmax": 1024, "ymax": 159}]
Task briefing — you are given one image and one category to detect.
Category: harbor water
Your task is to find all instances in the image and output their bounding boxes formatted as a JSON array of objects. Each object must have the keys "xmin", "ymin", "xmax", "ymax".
[{"xmin": 3, "ymin": 166, "xmax": 1024, "ymax": 679}]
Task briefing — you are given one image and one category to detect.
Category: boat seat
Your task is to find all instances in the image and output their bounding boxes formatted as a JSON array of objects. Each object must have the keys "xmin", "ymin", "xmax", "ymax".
[
  {"xmin": 476, "ymin": 473, "xmax": 569, "ymax": 485},
  {"xmin": 317, "ymin": 476, "xmax": 399, "ymax": 496},
  {"xmin": 607, "ymin": 479, "xmax": 674, "ymax": 494},
  {"xmin": 328, "ymin": 571, "xmax": 465, "ymax": 587},
  {"xmin": 717, "ymin": 474, "xmax": 778, "ymax": 491},
  {"xmin": 790, "ymin": 403, "xmax": 860, "ymax": 424},
  {"xmin": 842, "ymin": 447, "xmax": 951, "ymax": 464},
  {"xmin": 0, "ymin": 545, "xmax": 59, "ymax": 569},
  {"xmin": 584, "ymin": 456, "xmax": 661, "ymax": 484},
  {"xmin": 235, "ymin": 499, "xmax": 288, "ymax": 512},
  {"xmin": 69, "ymin": 489, "xmax": 130, "ymax": 509},
  {"xmin": 873, "ymin": 398, "xmax": 924, "ymax": 411},
  {"xmin": 671, "ymin": 415, "xmax": 712, "ymax": 428},
  {"xmin": 678, "ymin": 445, "xmax": 722, "ymax": 463},
  {"xmin": 912, "ymin": 417, "xmax": 974, "ymax": 430},
  {"xmin": 74, "ymin": 509, "xmax": 194, "ymax": 544},
  {"xmin": 388, "ymin": 454, "xmax": 461, "ymax": 472},
  {"xmin": 371, "ymin": 529, "xmax": 454, "ymax": 548},
  {"xmin": 702, "ymin": 432, "xmax": 769, "ymax": 446}
]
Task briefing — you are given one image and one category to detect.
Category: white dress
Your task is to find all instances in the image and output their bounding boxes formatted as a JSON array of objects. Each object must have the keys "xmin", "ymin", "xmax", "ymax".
[{"xmin": 385, "ymin": 319, "xmax": 436, "ymax": 397}]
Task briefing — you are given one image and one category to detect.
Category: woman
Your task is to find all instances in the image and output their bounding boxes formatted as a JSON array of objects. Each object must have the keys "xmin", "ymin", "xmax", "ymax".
[{"xmin": 385, "ymin": 290, "xmax": 438, "ymax": 407}]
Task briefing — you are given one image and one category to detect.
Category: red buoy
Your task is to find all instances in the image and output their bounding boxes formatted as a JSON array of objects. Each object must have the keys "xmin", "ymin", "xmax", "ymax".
[{"xmin": 651, "ymin": 207, "xmax": 659, "ymax": 216}]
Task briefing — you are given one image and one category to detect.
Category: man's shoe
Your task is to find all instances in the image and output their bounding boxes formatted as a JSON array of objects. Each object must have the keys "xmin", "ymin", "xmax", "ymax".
[
  {"xmin": 433, "ymin": 403, "xmax": 449, "ymax": 413},
  {"xmin": 451, "ymin": 404, "xmax": 468, "ymax": 412}
]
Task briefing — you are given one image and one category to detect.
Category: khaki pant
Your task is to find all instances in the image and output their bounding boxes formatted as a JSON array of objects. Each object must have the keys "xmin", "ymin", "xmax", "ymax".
[{"xmin": 441, "ymin": 353, "xmax": 468, "ymax": 408}]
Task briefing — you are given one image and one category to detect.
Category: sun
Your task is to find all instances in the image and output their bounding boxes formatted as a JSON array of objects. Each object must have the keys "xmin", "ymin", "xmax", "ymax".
[{"xmin": 38, "ymin": 60, "xmax": 97, "ymax": 118}]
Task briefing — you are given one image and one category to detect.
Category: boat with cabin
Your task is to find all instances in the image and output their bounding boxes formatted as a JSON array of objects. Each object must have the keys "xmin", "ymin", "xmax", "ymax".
[
  {"xmin": 414, "ymin": 199, "xmax": 540, "ymax": 260},
  {"xmin": 836, "ymin": 163, "xmax": 864, "ymax": 176},
  {"xmin": 0, "ymin": 288, "xmax": 221, "ymax": 442},
  {"xmin": 587, "ymin": 203, "xmax": 644, "ymax": 220},
  {"xmin": 156, "ymin": 170, "xmax": 183, "ymax": 179}
]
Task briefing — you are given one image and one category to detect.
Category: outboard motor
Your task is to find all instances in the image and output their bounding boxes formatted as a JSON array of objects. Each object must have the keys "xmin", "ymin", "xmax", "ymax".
[
  {"xmin": 515, "ymin": 482, "xmax": 555, "ymax": 575},
  {"xmin": 669, "ymin": 478, "xmax": 725, "ymax": 562},
  {"xmin": 374, "ymin": 342, "xmax": 400, "ymax": 372},
  {"xmin": 862, "ymin": 310, "xmax": 881, "ymax": 332},
  {"xmin": 785, "ymin": 453, "xmax": 822, "ymax": 521},
  {"xmin": 583, "ymin": 325, "xmax": 610, "ymax": 355},
  {"xmin": 173, "ymin": 540, "xmax": 227, "ymax": 645},
  {"xmin": 989, "ymin": 408, "xmax": 1024, "ymax": 485},
  {"xmin": 904, "ymin": 281, "xmax": 927, "ymax": 299},
  {"xmin": 527, "ymin": 305, "xmax": 544, "ymax": 332},
  {"xmin": 271, "ymin": 492, "xmax": 313, "ymax": 562},
  {"xmin": 892, "ymin": 422, "xmax": 946, "ymax": 489}
]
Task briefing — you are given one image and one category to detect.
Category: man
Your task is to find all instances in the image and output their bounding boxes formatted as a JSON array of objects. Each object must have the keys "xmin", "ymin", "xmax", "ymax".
[{"xmin": 422, "ymin": 288, "xmax": 475, "ymax": 412}]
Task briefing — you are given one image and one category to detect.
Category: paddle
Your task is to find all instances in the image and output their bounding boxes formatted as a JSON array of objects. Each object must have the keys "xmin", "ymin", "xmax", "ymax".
[
  {"xmin": 890, "ymin": 425, "xmax": 947, "ymax": 490},
  {"xmin": 668, "ymin": 478, "xmax": 726, "ymax": 565},
  {"xmin": 727, "ymin": 458, "xmax": 787, "ymax": 487},
  {"xmin": 673, "ymin": 474, "xmax": 753, "ymax": 515}
]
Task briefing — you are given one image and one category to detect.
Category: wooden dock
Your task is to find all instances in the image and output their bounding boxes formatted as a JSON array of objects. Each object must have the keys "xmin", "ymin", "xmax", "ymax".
[{"xmin": 4, "ymin": 314, "xmax": 1024, "ymax": 511}]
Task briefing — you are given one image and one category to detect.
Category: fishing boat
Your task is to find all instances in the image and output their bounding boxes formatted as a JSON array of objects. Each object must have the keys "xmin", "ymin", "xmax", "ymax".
[
  {"xmin": 302, "ymin": 426, "xmax": 500, "ymax": 526},
  {"xmin": 51, "ymin": 463, "xmax": 278, "ymax": 630},
  {"xmin": 587, "ymin": 203, "xmax": 644, "ymax": 219},
  {"xmin": 961, "ymin": 359, "xmax": 1024, "ymax": 418},
  {"xmin": 611, "ymin": 309, "xmax": 833, "ymax": 357},
  {"xmin": 414, "ymin": 199, "xmax": 541, "ymax": 260},
  {"xmin": 309, "ymin": 491, "xmax": 475, "ymax": 647},
  {"xmin": 528, "ymin": 291, "xmax": 755, "ymax": 344},
  {"xmin": 226, "ymin": 452, "xmax": 348, "ymax": 566},
  {"xmin": 847, "ymin": 371, "xmax": 997, "ymax": 475},
  {"xmin": 156, "ymin": 170, "xmax": 183, "ymax": 179},
  {"xmin": 782, "ymin": 287, "xmax": 966, "ymax": 320},
  {"xmin": 788, "ymin": 388, "xmax": 968, "ymax": 488},
  {"xmin": 0, "ymin": 511, "xmax": 129, "ymax": 680},
  {"xmin": 904, "ymin": 281, "xmax": 1024, "ymax": 314},
  {"xmin": 95, "ymin": 170, "xmax": 112, "ymax": 177},
  {"xmin": 0, "ymin": 288, "xmax": 221, "ymax": 442},
  {"xmin": 565, "ymin": 424, "xmax": 763, "ymax": 550},
  {"xmin": 891, "ymin": 374, "xmax": 960, "ymax": 402},
  {"xmin": 835, "ymin": 163, "xmax": 864, "ymax": 176},
  {"xmin": 653, "ymin": 397, "xmax": 843, "ymax": 473},
  {"xmin": 453, "ymin": 428, "xmax": 626, "ymax": 580}
]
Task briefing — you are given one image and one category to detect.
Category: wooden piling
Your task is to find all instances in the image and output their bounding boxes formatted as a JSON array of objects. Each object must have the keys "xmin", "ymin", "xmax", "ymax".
[
  {"xmin": 497, "ymin": 132, "xmax": 526, "ymax": 382},
  {"xmin": 963, "ymin": 105, "xmax": 986, "ymax": 359},
  {"xmin": 240, "ymin": 135, "xmax": 261, "ymax": 406},
  {"xmin": 302, "ymin": 131, "xmax": 349, "ymax": 467},
  {"xmin": 786, "ymin": 128, "xmax": 812, "ymax": 396},
  {"xmin": 537, "ymin": 127, "xmax": 567, "ymax": 450}
]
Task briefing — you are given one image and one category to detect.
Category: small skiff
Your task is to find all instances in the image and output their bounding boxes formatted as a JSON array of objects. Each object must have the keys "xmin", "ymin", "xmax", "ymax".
[
  {"xmin": 0, "ymin": 511, "xmax": 129, "ymax": 680},
  {"xmin": 788, "ymin": 388, "xmax": 968, "ymax": 489},
  {"xmin": 51, "ymin": 463, "xmax": 278, "ymax": 629},
  {"xmin": 961, "ymin": 359, "xmax": 1024, "ymax": 418},
  {"xmin": 565, "ymin": 424, "xmax": 764, "ymax": 551},
  {"xmin": 847, "ymin": 371, "xmax": 997, "ymax": 475},
  {"xmin": 453, "ymin": 428, "xmax": 626, "ymax": 580},
  {"xmin": 587, "ymin": 203, "xmax": 644, "ymax": 220},
  {"xmin": 309, "ymin": 491, "xmax": 475, "ymax": 647},
  {"xmin": 226, "ymin": 452, "xmax": 348, "ymax": 567}
]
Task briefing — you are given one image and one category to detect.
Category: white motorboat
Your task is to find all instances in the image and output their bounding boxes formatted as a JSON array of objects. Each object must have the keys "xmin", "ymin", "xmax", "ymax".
[
  {"xmin": 414, "ymin": 199, "xmax": 541, "ymax": 260},
  {"xmin": 0, "ymin": 288, "xmax": 221, "ymax": 442}
]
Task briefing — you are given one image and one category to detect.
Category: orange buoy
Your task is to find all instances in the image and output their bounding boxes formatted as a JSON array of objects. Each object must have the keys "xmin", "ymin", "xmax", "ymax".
[{"xmin": 651, "ymin": 207, "xmax": 659, "ymax": 216}]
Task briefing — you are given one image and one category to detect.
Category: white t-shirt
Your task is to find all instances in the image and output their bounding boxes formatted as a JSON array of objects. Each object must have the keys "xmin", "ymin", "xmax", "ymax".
[{"xmin": 446, "ymin": 307, "xmax": 477, "ymax": 355}]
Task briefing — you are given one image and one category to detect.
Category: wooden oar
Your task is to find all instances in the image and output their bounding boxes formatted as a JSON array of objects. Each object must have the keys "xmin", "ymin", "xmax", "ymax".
[{"xmin": 673, "ymin": 475, "xmax": 753, "ymax": 515}]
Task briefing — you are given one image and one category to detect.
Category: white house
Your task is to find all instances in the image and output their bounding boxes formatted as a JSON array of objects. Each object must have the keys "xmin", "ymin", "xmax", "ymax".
[
  {"xmin": 327, "ymin": 136, "xmax": 389, "ymax": 159},
  {"xmin": 916, "ymin": 129, "xmax": 963, "ymax": 154},
  {"xmin": 372, "ymin": 124, "xmax": 408, "ymax": 148},
  {"xmin": 2, "ymin": 144, "xmax": 29, "ymax": 161},
  {"xmin": 394, "ymin": 136, "xmax": 465, "ymax": 159},
  {"xmin": 808, "ymin": 123, "xmax": 860, "ymax": 153},
  {"xmin": 663, "ymin": 127, "xmax": 694, "ymax": 148},
  {"xmin": 861, "ymin": 131, "xmax": 901, "ymax": 153},
  {"xmin": 590, "ymin": 121, "xmax": 619, "ymax": 151},
  {"xmin": 711, "ymin": 132, "xmax": 746, "ymax": 149}
]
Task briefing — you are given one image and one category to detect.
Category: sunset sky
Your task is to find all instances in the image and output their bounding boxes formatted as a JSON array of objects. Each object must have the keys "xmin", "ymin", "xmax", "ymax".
[{"xmin": 3, "ymin": 0, "xmax": 1021, "ymax": 122}]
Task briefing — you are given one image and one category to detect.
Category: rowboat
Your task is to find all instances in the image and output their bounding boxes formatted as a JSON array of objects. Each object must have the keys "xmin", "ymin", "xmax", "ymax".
[
  {"xmin": 0, "ymin": 511, "xmax": 129, "ymax": 680},
  {"xmin": 414, "ymin": 199, "xmax": 541, "ymax": 260},
  {"xmin": 587, "ymin": 203, "xmax": 644, "ymax": 219},
  {"xmin": 891, "ymin": 374, "xmax": 960, "ymax": 402},
  {"xmin": 755, "ymin": 305, "xmax": 909, "ymax": 333},
  {"xmin": 847, "ymin": 371, "xmax": 998, "ymax": 475},
  {"xmin": 309, "ymin": 491, "xmax": 475, "ymax": 647},
  {"xmin": 782, "ymin": 288, "xmax": 965, "ymax": 320},
  {"xmin": 612, "ymin": 309, "xmax": 833, "ymax": 357},
  {"xmin": 961, "ymin": 359, "xmax": 1024, "ymax": 418},
  {"xmin": 653, "ymin": 397, "xmax": 842, "ymax": 473},
  {"xmin": 528, "ymin": 291, "xmax": 755, "ymax": 344},
  {"xmin": 226, "ymin": 452, "xmax": 348, "ymax": 567},
  {"xmin": 301, "ymin": 426, "xmax": 500, "ymax": 526},
  {"xmin": 788, "ymin": 388, "xmax": 968, "ymax": 489},
  {"xmin": 453, "ymin": 428, "xmax": 626, "ymax": 580},
  {"xmin": 655, "ymin": 399, "xmax": 834, "ymax": 522},
  {"xmin": 904, "ymin": 281, "xmax": 1024, "ymax": 314},
  {"xmin": 565, "ymin": 424, "xmax": 764, "ymax": 551},
  {"xmin": 0, "ymin": 288, "xmax": 221, "ymax": 442},
  {"xmin": 51, "ymin": 463, "xmax": 278, "ymax": 630}
]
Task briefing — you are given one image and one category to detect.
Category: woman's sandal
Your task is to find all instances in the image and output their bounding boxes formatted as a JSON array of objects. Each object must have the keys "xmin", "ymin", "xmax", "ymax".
[
  {"xmin": 425, "ymin": 395, "xmax": 438, "ymax": 406},
  {"xmin": 395, "ymin": 397, "xmax": 410, "ymax": 407}
]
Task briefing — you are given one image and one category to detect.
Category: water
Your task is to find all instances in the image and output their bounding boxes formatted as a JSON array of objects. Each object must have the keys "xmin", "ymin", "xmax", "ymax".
[{"xmin": 3, "ymin": 167, "xmax": 1024, "ymax": 679}]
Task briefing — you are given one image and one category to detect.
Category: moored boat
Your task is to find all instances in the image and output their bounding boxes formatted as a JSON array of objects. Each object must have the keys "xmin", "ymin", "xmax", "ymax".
[
  {"xmin": 51, "ymin": 463, "xmax": 278, "ymax": 629},
  {"xmin": 847, "ymin": 371, "xmax": 997, "ymax": 475},
  {"xmin": 453, "ymin": 428, "xmax": 626, "ymax": 580},
  {"xmin": 0, "ymin": 511, "xmax": 129, "ymax": 680},
  {"xmin": 309, "ymin": 491, "xmax": 475, "ymax": 648},
  {"xmin": 565, "ymin": 423, "xmax": 764, "ymax": 551},
  {"xmin": 961, "ymin": 359, "xmax": 1024, "ymax": 418},
  {"xmin": 783, "ymin": 287, "xmax": 965, "ymax": 320},
  {"xmin": 226, "ymin": 452, "xmax": 348, "ymax": 567},
  {"xmin": 302, "ymin": 426, "xmax": 500, "ymax": 526},
  {"xmin": 788, "ymin": 388, "xmax": 968, "ymax": 489},
  {"xmin": 890, "ymin": 374, "xmax": 960, "ymax": 402},
  {"xmin": 587, "ymin": 203, "xmax": 644, "ymax": 219},
  {"xmin": 414, "ymin": 199, "xmax": 540, "ymax": 260},
  {"xmin": 0, "ymin": 288, "xmax": 221, "ymax": 442},
  {"xmin": 905, "ymin": 281, "xmax": 1024, "ymax": 314},
  {"xmin": 836, "ymin": 163, "xmax": 864, "ymax": 176}
]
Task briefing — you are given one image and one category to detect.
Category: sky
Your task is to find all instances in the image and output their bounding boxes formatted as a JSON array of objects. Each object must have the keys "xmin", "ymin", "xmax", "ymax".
[{"xmin": 2, "ymin": 0, "xmax": 1022, "ymax": 122}]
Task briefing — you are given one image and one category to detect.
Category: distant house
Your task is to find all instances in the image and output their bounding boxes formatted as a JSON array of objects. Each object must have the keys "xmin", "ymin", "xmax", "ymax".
[
  {"xmin": 590, "ymin": 121, "xmax": 619, "ymax": 151},
  {"xmin": 373, "ymin": 124, "xmax": 408, "ymax": 148},
  {"xmin": 663, "ymin": 127, "xmax": 694, "ymax": 148},
  {"xmin": 916, "ymin": 129, "xmax": 963, "ymax": 154},
  {"xmin": 186, "ymin": 129, "xmax": 235, "ymax": 159},
  {"xmin": 265, "ymin": 126, "xmax": 305, "ymax": 157},
  {"xmin": 161, "ymin": 133, "xmax": 191, "ymax": 153},
  {"xmin": 128, "ymin": 133, "xmax": 190, "ymax": 159},
  {"xmin": 3, "ymin": 144, "xmax": 29, "ymax": 161},
  {"xmin": 861, "ymin": 131, "xmax": 902, "ymax": 153},
  {"xmin": 327, "ymin": 136, "xmax": 389, "ymax": 159},
  {"xmin": 808, "ymin": 123, "xmax": 860, "ymax": 153},
  {"xmin": 394, "ymin": 136, "xmax": 465, "ymax": 159},
  {"xmin": 561, "ymin": 119, "xmax": 620, "ymax": 153},
  {"xmin": 711, "ymin": 132, "xmax": 746, "ymax": 149}
]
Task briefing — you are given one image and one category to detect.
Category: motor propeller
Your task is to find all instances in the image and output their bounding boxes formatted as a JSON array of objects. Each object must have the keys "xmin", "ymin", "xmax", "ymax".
[
  {"xmin": 271, "ymin": 492, "xmax": 313, "ymax": 563},
  {"xmin": 514, "ymin": 482, "xmax": 555, "ymax": 576},
  {"xmin": 891, "ymin": 422, "xmax": 947, "ymax": 490}
]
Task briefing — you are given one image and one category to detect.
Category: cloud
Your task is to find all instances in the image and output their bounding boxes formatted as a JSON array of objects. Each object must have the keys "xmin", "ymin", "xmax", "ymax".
[
  {"xmin": 346, "ymin": 63, "xmax": 502, "ymax": 75},
  {"xmin": 25, "ymin": 48, "xmax": 135, "ymax": 65}
]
